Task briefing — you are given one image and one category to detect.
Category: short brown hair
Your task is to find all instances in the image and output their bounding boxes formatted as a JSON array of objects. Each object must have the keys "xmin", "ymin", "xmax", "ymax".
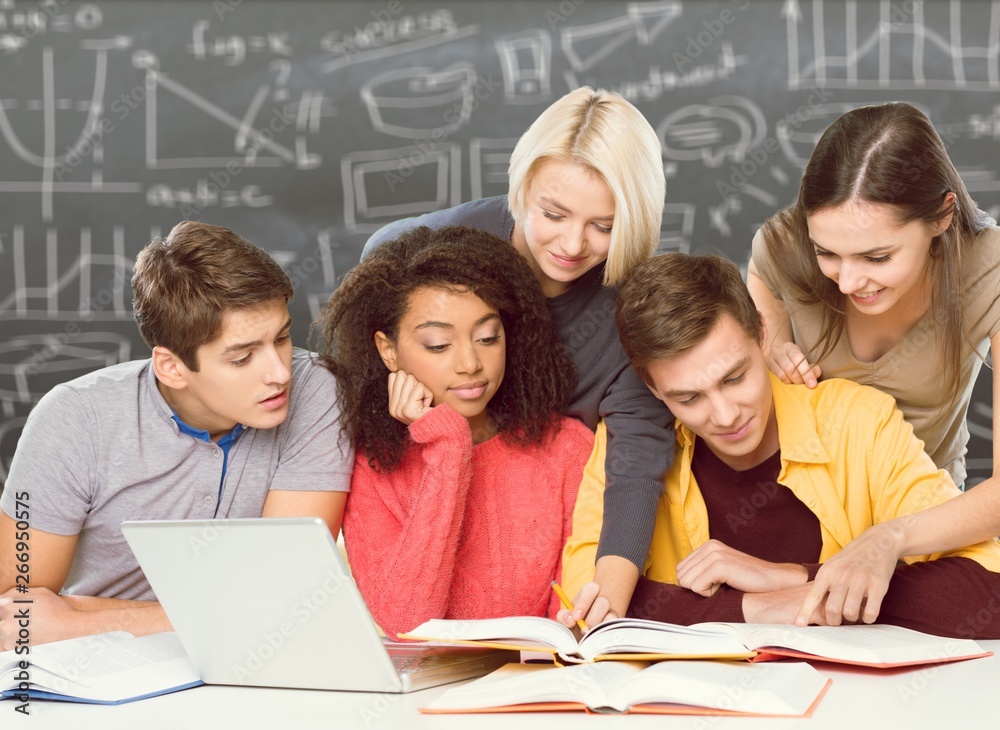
[
  {"xmin": 132, "ymin": 221, "xmax": 293, "ymax": 370},
  {"xmin": 616, "ymin": 253, "xmax": 762, "ymax": 385}
]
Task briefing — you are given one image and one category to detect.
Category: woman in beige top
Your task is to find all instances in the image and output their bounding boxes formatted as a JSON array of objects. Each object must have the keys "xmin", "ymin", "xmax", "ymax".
[{"xmin": 748, "ymin": 102, "xmax": 1000, "ymax": 628}]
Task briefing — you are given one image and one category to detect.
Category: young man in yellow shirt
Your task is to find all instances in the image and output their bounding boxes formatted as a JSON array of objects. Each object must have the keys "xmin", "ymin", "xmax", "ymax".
[{"xmin": 560, "ymin": 253, "xmax": 1000, "ymax": 638}]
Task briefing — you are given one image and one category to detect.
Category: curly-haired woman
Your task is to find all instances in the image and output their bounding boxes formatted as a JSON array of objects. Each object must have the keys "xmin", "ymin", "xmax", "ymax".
[{"xmin": 315, "ymin": 226, "xmax": 593, "ymax": 639}]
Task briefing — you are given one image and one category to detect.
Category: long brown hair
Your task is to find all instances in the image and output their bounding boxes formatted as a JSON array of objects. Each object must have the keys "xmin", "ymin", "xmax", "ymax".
[
  {"xmin": 313, "ymin": 226, "xmax": 577, "ymax": 472},
  {"xmin": 761, "ymin": 102, "xmax": 993, "ymax": 403}
]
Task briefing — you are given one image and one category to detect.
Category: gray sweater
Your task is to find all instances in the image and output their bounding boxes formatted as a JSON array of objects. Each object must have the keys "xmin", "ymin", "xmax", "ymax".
[{"xmin": 363, "ymin": 197, "xmax": 675, "ymax": 568}]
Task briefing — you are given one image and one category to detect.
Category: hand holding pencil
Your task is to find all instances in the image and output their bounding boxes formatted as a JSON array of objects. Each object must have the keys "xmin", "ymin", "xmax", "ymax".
[
  {"xmin": 551, "ymin": 581, "xmax": 589, "ymax": 633},
  {"xmin": 554, "ymin": 580, "xmax": 625, "ymax": 631}
]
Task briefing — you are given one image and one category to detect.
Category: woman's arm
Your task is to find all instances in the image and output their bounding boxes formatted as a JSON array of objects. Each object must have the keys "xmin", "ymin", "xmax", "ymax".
[
  {"xmin": 795, "ymin": 347, "xmax": 1000, "ymax": 625},
  {"xmin": 747, "ymin": 258, "xmax": 822, "ymax": 387},
  {"xmin": 343, "ymin": 405, "xmax": 475, "ymax": 639},
  {"xmin": 594, "ymin": 363, "xmax": 670, "ymax": 620},
  {"xmin": 559, "ymin": 421, "xmax": 651, "ymax": 626}
]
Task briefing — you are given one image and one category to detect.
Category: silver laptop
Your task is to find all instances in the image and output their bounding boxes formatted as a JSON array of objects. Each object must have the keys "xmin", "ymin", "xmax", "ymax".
[{"xmin": 121, "ymin": 517, "xmax": 515, "ymax": 692}]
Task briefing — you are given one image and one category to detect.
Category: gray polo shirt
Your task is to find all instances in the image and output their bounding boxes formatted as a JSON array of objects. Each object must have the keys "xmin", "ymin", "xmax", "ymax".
[{"xmin": 1, "ymin": 348, "xmax": 352, "ymax": 600}]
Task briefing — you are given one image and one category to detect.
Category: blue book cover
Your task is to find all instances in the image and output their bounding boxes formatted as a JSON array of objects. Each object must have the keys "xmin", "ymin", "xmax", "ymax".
[{"xmin": 1, "ymin": 631, "xmax": 203, "ymax": 704}]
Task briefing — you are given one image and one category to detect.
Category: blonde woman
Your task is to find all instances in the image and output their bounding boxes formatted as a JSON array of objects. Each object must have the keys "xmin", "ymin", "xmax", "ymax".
[{"xmin": 364, "ymin": 87, "xmax": 670, "ymax": 622}]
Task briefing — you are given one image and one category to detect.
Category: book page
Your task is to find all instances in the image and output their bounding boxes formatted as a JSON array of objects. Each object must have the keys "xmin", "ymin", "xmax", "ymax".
[
  {"xmin": 578, "ymin": 620, "xmax": 750, "ymax": 662},
  {"xmin": 1, "ymin": 632, "xmax": 200, "ymax": 703},
  {"xmin": 401, "ymin": 616, "xmax": 579, "ymax": 656},
  {"xmin": 585, "ymin": 617, "xmax": 734, "ymax": 638},
  {"xmin": 28, "ymin": 632, "xmax": 190, "ymax": 683},
  {"xmin": 613, "ymin": 660, "xmax": 828, "ymax": 716},
  {"xmin": 423, "ymin": 660, "xmax": 828, "ymax": 716},
  {"xmin": 717, "ymin": 623, "xmax": 986, "ymax": 665},
  {"xmin": 1, "ymin": 631, "xmax": 136, "ymax": 680},
  {"xmin": 422, "ymin": 662, "xmax": 646, "ymax": 711},
  {"xmin": 2, "ymin": 664, "xmax": 94, "ymax": 695}
]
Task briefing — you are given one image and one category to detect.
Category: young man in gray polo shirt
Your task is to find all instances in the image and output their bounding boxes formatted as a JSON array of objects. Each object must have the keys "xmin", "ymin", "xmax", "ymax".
[{"xmin": 0, "ymin": 222, "xmax": 353, "ymax": 649}]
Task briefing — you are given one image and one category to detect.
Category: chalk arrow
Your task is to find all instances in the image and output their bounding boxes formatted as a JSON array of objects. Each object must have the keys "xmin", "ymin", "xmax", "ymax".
[{"xmin": 562, "ymin": 0, "xmax": 682, "ymax": 72}]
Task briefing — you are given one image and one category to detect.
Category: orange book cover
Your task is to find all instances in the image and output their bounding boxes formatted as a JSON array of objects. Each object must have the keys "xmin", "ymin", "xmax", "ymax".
[
  {"xmin": 749, "ymin": 646, "xmax": 993, "ymax": 669},
  {"xmin": 420, "ymin": 660, "xmax": 831, "ymax": 717}
]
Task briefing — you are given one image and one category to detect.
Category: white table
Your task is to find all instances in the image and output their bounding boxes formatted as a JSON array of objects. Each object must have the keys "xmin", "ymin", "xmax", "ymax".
[{"xmin": 7, "ymin": 640, "xmax": 1000, "ymax": 730}]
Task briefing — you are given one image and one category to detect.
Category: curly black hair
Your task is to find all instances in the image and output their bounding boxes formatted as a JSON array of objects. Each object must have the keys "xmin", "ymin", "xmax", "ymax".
[{"xmin": 313, "ymin": 226, "xmax": 578, "ymax": 472}]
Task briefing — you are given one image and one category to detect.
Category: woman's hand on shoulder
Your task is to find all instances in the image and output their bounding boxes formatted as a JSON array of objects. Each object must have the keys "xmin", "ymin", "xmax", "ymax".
[
  {"xmin": 766, "ymin": 341, "xmax": 822, "ymax": 388},
  {"xmin": 387, "ymin": 370, "xmax": 434, "ymax": 425}
]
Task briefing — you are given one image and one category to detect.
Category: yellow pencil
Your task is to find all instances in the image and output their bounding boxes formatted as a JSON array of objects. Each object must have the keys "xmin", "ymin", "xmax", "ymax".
[{"xmin": 551, "ymin": 580, "xmax": 589, "ymax": 632}]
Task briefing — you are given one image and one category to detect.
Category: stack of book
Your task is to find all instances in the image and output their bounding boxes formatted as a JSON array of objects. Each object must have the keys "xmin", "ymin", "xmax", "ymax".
[{"xmin": 401, "ymin": 617, "xmax": 992, "ymax": 717}]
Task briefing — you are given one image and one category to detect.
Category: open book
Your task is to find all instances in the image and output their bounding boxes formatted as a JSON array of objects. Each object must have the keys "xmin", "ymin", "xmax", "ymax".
[
  {"xmin": 422, "ymin": 660, "xmax": 830, "ymax": 717},
  {"xmin": 0, "ymin": 631, "xmax": 202, "ymax": 704},
  {"xmin": 720, "ymin": 622, "xmax": 992, "ymax": 668},
  {"xmin": 401, "ymin": 616, "xmax": 991, "ymax": 668}
]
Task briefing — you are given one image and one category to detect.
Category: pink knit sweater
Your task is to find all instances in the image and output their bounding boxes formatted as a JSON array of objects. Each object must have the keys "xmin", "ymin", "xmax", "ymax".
[{"xmin": 343, "ymin": 404, "xmax": 594, "ymax": 639}]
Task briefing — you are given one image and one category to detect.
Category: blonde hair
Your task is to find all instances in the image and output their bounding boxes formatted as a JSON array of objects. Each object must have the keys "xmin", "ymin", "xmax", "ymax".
[{"xmin": 507, "ymin": 87, "xmax": 665, "ymax": 285}]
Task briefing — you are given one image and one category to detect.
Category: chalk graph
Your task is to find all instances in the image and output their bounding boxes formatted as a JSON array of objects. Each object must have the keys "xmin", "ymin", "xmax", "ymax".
[
  {"xmin": 0, "ymin": 38, "xmax": 139, "ymax": 222},
  {"xmin": 786, "ymin": 0, "xmax": 1000, "ymax": 90},
  {"xmin": 0, "ymin": 225, "xmax": 132, "ymax": 320},
  {"xmin": 495, "ymin": 29, "xmax": 552, "ymax": 103},
  {"xmin": 340, "ymin": 143, "xmax": 462, "ymax": 233},
  {"xmin": 135, "ymin": 52, "xmax": 323, "ymax": 170}
]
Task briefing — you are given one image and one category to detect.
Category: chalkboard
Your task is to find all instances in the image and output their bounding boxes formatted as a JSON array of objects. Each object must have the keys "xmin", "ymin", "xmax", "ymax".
[{"xmin": 2, "ymin": 0, "xmax": 999, "ymax": 488}]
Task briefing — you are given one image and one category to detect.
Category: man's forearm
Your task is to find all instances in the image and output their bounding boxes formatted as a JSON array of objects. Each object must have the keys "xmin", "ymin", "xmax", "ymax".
[
  {"xmin": 628, "ymin": 576, "xmax": 745, "ymax": 624},
  {"xmin": 742, "ymin": 583, "xmax": 814, "ymax": 623},
  {"xmin": 877, "ymin": 557, "xmax": 1000, "ymax": 638},
  {"xmin": 1, "ymin": 589, "xmax": 173, "ymax": 649},
  {"xmin": 64, "ymin": 595, "xmax": 160, "ymax": 610},
  {"xmin": 67, "ymin": 602, "xmax": 172, "ymax": 639}
]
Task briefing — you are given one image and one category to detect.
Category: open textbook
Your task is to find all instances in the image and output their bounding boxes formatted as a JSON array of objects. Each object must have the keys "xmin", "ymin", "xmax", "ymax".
[
  {"xmin": 401, "ymin": 617, "xmax": 991, "ymax": 667},
  {"xmin": 422, "ymin": 660, "xmax": 831, "ymax": 717},
  {"xmin": 0, "ymin": 631, "xmax": 202, "ymax": 704}
]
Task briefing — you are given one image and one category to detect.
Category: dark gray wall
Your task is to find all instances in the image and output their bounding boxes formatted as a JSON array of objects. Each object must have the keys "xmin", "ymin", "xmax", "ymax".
[{"xmin": 2, "ymin": 0, "xmax": 998, "ymax": 487}]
